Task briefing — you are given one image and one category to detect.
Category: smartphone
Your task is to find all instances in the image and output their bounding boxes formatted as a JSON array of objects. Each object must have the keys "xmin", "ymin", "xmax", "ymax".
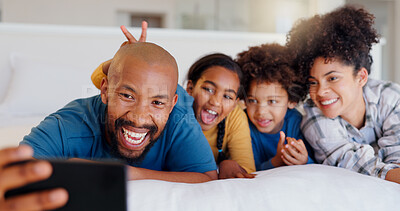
[{"xmin": 5, "ymin": 160, "xmax": 127, "ymax": 211}]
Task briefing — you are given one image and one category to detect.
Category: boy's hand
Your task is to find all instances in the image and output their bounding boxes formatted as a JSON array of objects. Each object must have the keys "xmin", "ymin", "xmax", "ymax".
[
  {"xmin": 0, "ymin": 146, "xmax": 68, "ymax": 211},
  {"xmin": 281, "ymin": 137, "xmax": 308, "ymax": 165},
  {"xmin": 271, "ymin": 131, "xmax": 286, "ymax": 167}
]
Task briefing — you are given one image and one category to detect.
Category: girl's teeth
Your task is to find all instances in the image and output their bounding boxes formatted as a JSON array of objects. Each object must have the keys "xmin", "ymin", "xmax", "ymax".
[{"xmin": 206, "ymin": 109, "xmax": 217, "ymax": 115}]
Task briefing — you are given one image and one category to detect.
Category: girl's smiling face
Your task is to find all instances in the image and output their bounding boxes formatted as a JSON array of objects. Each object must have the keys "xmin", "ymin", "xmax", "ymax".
[
  {"xmin": 245, "ymin": 81, "xmax": 296, "ymax": 134},
  {"xmin": 308, "ymin": 57, "xmax": 368, "ymax": 126},
  {"xmin": 187, "ymin": 66, "xmax": 240, "ymax": 131}
]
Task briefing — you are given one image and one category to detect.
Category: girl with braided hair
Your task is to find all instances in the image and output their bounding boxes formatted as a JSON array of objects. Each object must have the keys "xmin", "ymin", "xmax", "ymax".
[
  {"xmin": 186, "ymin": 53, "xmax": 256, "ymax": 179},
  {"xmin": 287, "ymin": 5, "xmax": 400, "ymax": 183}
]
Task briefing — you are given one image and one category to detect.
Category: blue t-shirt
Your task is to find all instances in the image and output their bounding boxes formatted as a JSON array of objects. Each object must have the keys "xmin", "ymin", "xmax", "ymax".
[
  {"xmin": 248, "ymin": 108, "xmax": 314, "ymax": 171},
  {"xmin": 21, "ymin": 85, "xmax": 217, "ymax": 173}
]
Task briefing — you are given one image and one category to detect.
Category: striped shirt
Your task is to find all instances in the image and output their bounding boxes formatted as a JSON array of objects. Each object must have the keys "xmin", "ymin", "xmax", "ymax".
[{"xmin": 301, "ymin": 79, "xmax": 400, "ymax": 179}]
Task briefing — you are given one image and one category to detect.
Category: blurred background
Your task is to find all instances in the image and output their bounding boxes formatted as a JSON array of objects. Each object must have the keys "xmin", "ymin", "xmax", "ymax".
[{"xmin": 0, "ymin": 0, "xmax": 399, "ymax": 83}]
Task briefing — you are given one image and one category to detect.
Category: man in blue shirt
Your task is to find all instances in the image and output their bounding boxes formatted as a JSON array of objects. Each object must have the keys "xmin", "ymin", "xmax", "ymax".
[{"xmin": 0, "ymin": 42, "xmax": 217, "ymax": 210}]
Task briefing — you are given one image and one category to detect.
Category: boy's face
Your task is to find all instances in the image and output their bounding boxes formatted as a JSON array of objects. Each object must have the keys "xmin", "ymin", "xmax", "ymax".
[{"xmin": 245, "ymin": 81, "xmax": 296, "ymax": 134}]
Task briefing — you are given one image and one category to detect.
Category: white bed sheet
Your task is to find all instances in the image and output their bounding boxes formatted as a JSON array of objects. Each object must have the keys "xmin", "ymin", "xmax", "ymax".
[{"xmin": 127, "ymin": 164, "xmax": 400, "ymax": 211}]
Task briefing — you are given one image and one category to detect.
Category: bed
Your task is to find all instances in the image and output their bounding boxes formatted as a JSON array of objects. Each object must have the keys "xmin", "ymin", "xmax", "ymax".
[
  {"xmin": 0, "ymin": 23, "xmax": 397, "ymax": 211},
  {"xmin": 127, "ymin": 164, "xmax": 400, "ymax": 210}
]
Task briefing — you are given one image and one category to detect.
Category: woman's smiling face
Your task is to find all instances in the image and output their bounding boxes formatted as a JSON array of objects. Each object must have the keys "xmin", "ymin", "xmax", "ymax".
[
  {"xmin": 308, "ymin": 57, "xmax": 367, "ymax": 124},
  {"xmin": 187, "ymin": 66, "xmax": 240, "ymax": 131}
]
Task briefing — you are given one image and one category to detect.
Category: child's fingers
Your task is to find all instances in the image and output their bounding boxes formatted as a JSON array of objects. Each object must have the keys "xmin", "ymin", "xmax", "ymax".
[
  {"xmin": 281, "ymin": 154, "xmax": 294, "ymax": 166},
  {"xmin": 286, "ymin": 138, "xmax": 309, "ymax": 164},
  {"xmin": 120, "ymin": 25, "xmax": 137, "ymax": 43},
  {"xmin": 284, "ymin": 143, "xmax": 301, "ymax": 157},
  {"xmin": 290, "ymin": 139, "xmax": 307, "ymax": 154},
  {"xmin": 281, "ymin": 150, "xmax": 297, "ymax": 165},
  {"xmin": 294, "ymin": 139, "xmax": 307, "ymax": 152},
  {"xmin": 138, "ymin": 21, "xmax": 148, "ymax": 42},
  {"xmin": 278, "ymin": 131, "xmax": 286, "ymax": 146},
  {"xmin": 236, "ymin": 172, "xmax": 256, "ymax": 179}
]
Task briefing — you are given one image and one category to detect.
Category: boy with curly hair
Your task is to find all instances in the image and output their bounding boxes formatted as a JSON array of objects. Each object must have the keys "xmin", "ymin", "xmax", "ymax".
[
  {"xmin": 286, "ymin": 5, "xmax": 400, "ymax": 183},
  {"xmin": 236, "ymin": 43, "xmax": 314, "ymax": 171}
]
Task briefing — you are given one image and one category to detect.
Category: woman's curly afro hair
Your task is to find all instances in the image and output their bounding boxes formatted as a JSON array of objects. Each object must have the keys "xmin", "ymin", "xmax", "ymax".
[
  {"xmin": 236, "ymin": 43, "xmax": 307, "ymax": 103},
  {"xmin": 286, "ymin": 5, "xmax": 379, "ymax": 84}
]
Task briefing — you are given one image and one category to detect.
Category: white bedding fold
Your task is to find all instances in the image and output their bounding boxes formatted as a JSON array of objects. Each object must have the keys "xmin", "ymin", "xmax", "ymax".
[{"xmin": 127, "ymin": 164, "xmax": 400, "ymax": 211}]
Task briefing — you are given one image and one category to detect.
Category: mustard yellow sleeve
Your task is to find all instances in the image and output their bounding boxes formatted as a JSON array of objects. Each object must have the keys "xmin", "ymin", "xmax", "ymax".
[
  {"xmin": 203, "ymin": 126, "xmax": 218, "ymax": 161},
  {"xmin": 225, "ymin": 105, "xmax": 256, "ymax": 173},
  {"xmin": 91, "ymin": 63, "xmax": 107, "ymax": 89}
]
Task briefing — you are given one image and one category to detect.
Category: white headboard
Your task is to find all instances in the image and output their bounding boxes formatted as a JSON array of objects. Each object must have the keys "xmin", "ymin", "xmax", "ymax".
[{"xmin": 0, "ymin": 23, "xmax": 286, "ymax": 106}]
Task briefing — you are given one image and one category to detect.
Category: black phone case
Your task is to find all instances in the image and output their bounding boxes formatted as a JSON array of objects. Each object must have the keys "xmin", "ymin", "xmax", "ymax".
[{"xmin": 5, "ymin": 160, "xmax": 127, "ymax": 211}]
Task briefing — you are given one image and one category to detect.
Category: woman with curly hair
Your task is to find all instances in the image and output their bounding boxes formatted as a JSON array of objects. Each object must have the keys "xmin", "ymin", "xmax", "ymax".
[
  {"xmin": 286, "ymin": 5, "xmax": 400, "ymax": 183},
  {"xmin": 236, "ymin": 43, "xmax": 314, "ymax": 171}
]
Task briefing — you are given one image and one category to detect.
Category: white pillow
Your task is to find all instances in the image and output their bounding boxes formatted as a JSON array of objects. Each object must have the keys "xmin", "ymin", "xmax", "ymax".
[
  {"xmin": 127, "ymin": 164, "xmax": 400, "ymax": 211},
  {"xmin": 0, "ymin": 53, "xmax": 99, "ymax": 116}
]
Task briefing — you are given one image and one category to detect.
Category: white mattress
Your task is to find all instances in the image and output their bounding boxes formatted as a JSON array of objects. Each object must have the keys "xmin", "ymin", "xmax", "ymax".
[{"xmin": 127, "ymin": 164, "xmax": 400, "ymax": 211}]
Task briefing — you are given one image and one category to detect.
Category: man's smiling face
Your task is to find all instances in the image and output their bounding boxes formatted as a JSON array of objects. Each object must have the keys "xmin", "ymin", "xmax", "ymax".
[{"xmin": 101, "ymin": 43, "xmax": 178, "ymax": 163}]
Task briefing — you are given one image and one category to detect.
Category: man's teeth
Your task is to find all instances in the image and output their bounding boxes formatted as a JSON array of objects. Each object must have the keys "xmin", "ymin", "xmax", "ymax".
[
  {"xmin": 321, "ymin": 98, "xmax": 338, "ymax": 105},
  {"xmin": 206, "ymin": 109, "xmax": 217, "ymax": 115},
  {"xmin": 123, "ymin": 128, "xmax": 147, "ymax": 144}
]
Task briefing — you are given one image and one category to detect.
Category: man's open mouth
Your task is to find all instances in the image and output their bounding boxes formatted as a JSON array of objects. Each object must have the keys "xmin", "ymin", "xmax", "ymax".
[{"xmin": 121, "ymin": 127, "xmax": 148, "ymax": 147}]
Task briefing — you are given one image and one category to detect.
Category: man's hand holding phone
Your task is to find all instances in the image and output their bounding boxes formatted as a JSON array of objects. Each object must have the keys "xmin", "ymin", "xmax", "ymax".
[
  {"xmin": 0, "ymin": 145, "xmax": 68, "ymax": 211},
  {"xmin": 1, "ymin": 146, "xmax": 127, "ymax": 211}
]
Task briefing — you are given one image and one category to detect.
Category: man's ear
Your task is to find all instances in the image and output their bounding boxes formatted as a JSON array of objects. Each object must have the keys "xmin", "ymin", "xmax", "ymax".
[
  {"xmin": 357, "ymin": 68, "xmax": 369, "ymax": 87},
  {"xmin": 100, "ymin": 77, "xmax": 109, "ymax": 104},
  {"xmin": 169, "ymin": 94, "xmax": 178, "ymax": 113},
  {"xmin": 186, "ymin": 80, "xmax": 194, "ymax": 96},
  {"xmin": 288, "ymin": 101, "xmax": 297, "ymax": 109}
]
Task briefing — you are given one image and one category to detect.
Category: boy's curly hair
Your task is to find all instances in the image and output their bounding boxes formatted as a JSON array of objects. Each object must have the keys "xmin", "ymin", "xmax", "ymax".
[
  {"xmin": 286, "ymin": 5, "xmax": 379, "ymax": 84},
  {"xmin": 236, "ymin": 43, "xmax": 307, "ymax": 103}
]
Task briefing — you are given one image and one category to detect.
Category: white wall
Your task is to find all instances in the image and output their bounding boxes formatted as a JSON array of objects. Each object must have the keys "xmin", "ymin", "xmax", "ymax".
[
  {"xmin": 0, "ymin": 23, "xmax": 287, "ymax": 99},
  {"xmin": 308, "ymin": 0, "xmax": 345, "ymax": 14},
  {"xmin": 0, "ymin": 0, "xmax": 388, "ymax": 81},
  {"xmin": 2, "ymin": 0, "xmax": 177, "ymax": 28},
  {"xmin": 394, "ymin": 1, "xmax": 400, "ymax": 83}
]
